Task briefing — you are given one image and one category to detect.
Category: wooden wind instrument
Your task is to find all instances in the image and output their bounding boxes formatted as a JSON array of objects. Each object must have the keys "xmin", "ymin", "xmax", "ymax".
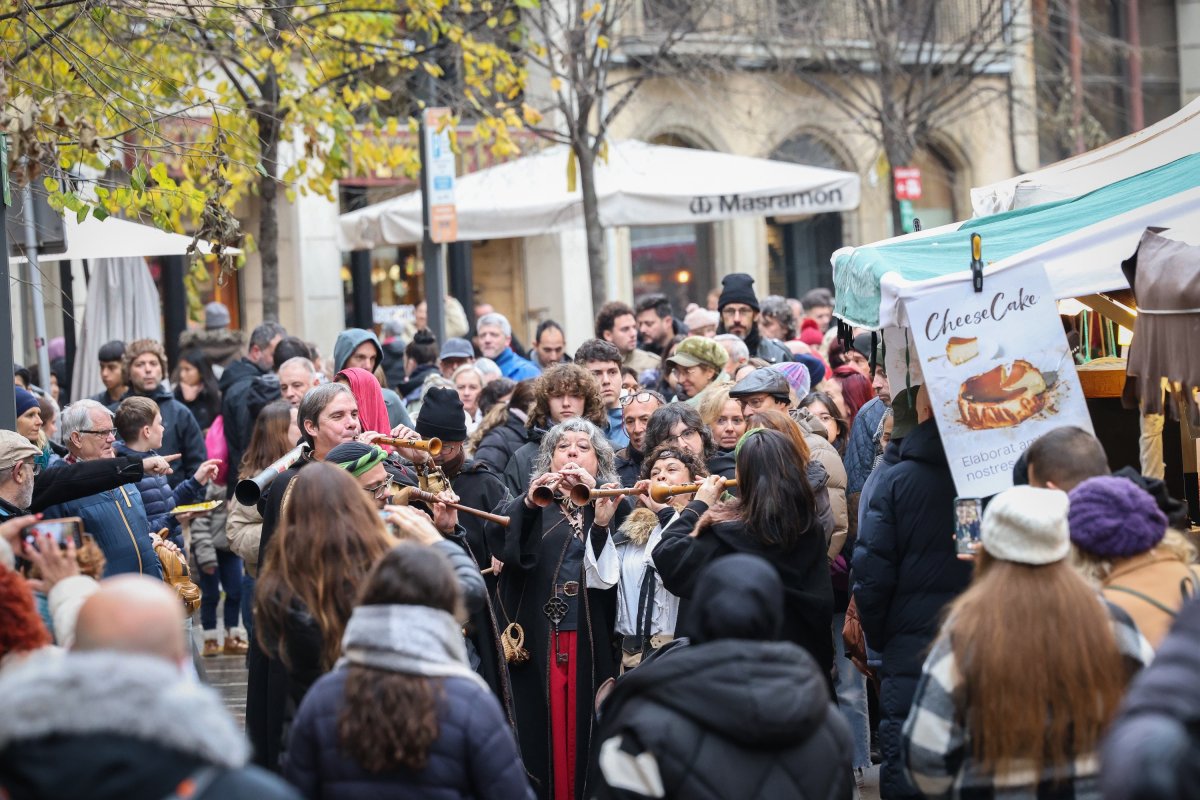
[
  {"xmin": 373, "ymin": 436, "xmax": 443, "ymax": 456},
  {"xmin": 569, "ymin": 484, "xmax": 646, "ymax": 505},
  {"xmin": 649, "ymin": 478, "xmax": 737, "ymax": 503},
  {"xmin": 399, "ymin": 486, "xmax": 510, "ymax": 526}
]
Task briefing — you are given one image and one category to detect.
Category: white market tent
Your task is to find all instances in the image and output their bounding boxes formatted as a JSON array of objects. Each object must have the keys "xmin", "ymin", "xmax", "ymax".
[
  {"xmin": 971, "ymin": 96, "xmax": 1200, "ymax": 217},
  {"xmin": 832, "ymin": 146, "xmax": 1200, "ymax": 330},
  {"xmin": 339, "ymin": 139, "xmax": 861, "ymax": 250},
  {"xmin": 12, "ymin": 212, "xmax": 237, "ymax": 263}
]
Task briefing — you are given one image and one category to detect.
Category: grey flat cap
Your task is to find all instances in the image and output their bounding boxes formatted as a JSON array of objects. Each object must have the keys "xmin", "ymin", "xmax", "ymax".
[{"xmin": 729, "ymin": 368, "xmax": 792, "ymax": 400}]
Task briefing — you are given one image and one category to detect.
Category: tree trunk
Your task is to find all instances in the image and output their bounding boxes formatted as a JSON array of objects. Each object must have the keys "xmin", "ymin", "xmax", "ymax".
[
  {"xmin": 255, "ymin": 73, "xmax": 282, "ymax": 323},
  {"xmin": 575, "ymin": 143, "xmax": 607, "ymax": 312}
]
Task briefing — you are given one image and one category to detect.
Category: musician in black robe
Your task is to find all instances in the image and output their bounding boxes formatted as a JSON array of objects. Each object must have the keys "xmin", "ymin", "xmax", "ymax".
[{"xmin": 486, "ymin": 418, "xmax": 630, "ymax": 800}]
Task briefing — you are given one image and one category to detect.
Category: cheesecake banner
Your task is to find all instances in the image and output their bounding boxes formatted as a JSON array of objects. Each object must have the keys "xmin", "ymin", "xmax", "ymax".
[{"xmin": 903, "ymin": 262, "xmax": 1093, "ymax": 497}]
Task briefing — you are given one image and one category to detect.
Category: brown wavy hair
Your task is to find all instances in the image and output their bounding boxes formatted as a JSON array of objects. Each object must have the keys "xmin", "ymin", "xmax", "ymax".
[
  {"xmin": 254, "ymin": 462, "xmax": 393, "ymax": 671},
  {"xmin": 338, "ymin": 544, "xmax": 461, "ymax": 773},
  {"xmin": 529, "ymin": 363, "xmax": 606, "ymax": 430},
  {"xmin": 948, "ymin": 550, "xmax": 1130, "ymax": 778}
]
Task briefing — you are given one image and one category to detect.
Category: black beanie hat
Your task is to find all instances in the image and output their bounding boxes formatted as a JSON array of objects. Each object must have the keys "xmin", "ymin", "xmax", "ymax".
[
  {"xmin": 416, "ymin": 387, "xmax": 468, "ymax": 443},
  {"xmin": 717, "ymin": 273, "xmax": 760, "ymax": 311}
]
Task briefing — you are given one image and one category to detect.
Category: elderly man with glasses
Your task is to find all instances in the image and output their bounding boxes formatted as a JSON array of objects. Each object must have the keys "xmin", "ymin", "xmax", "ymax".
[
  {"xmin": 613, "ymin": 389, "xmax": 666, "ymax": 487},
  {"xmin": 41, "ymin": 400, "xmax": 167, "ymax": 577}
]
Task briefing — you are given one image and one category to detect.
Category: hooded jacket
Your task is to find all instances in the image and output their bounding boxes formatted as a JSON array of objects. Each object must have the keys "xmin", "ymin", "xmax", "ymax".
[
  {"xmin": 333, "ymin": 329, "xmax": 384, "ymax": 375},
  {"xmin": 793, "ymin": 408, "xmax": 849, "ymax": 558},
  {"xmin": 845, "ymin": 397, "xmax": 887, "ymax": 495},
  {"xmin": 333, "ymin": 329, "xmax": 412, "ymax": 429},
  {"xmin": 126, "ymin": 384, "xmax": 207, "ymax": 488},
  {"xmin": 592, "ymin": 555, "xmax": 852, "ymax": 800},
  {"xmin": 852, "ymin": 419, "xmax": 972, "ymax": 800},
  {"xmin": 220, "ymin": 356, "xmax": 269, "ymax": 496},
  {"xmin": 0, "ymin": 651, "xmax": 299, "ymax": 800}
]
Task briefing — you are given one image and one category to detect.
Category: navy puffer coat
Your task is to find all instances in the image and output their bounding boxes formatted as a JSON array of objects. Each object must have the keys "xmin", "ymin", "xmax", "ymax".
[
  {"xmin": 284, "ymin": 669, "xmax": 533, "ymax": 800},
  {"xmin": 851, "ymin": 419, "xmax": 972, "ymax": 800}
]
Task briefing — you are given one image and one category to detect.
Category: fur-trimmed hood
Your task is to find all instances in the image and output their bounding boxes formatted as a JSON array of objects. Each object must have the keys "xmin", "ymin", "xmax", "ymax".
[
  {"xmin": 0, "ymin": 650, "xmax": 248, "ymax": 767},
  {"xmin": 618, "ymin": 507, "xmax": 660, "ymax": 547}
]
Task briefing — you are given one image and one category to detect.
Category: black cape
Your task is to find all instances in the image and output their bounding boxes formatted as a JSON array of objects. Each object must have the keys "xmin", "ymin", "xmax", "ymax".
[{"xmin": 485, "ymin": 495, "xmax": 629, "ymax": 799}]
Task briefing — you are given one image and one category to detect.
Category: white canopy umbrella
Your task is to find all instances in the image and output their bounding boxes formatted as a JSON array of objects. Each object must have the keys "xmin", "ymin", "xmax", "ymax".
[
  {"xmin": 339, "ymin": 139, "xmax": 861, "ymax": 250},
  {"xmin": 971, "ymin": 97, "xmax": 1200, "ymax": 216},
  {"xmin": 13, "ymin": 212, "xmax": 239, "ymax": 263}
]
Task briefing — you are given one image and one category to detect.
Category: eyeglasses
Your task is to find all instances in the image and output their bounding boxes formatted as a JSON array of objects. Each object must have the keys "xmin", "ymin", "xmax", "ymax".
[
  {"xmin": 619, "ymin": 390, "xmax": 665, "ymax": 407},
  {"xmin": 663, "ymin": 429, "xmax": 701, "ymax": 446},
  {"xmin": 79, "ymin": 428, "xmax": 118, "ymax": 439},
  {"xmin": 364, "ymin": 474, "xmax": 394, "ymax": 500}
]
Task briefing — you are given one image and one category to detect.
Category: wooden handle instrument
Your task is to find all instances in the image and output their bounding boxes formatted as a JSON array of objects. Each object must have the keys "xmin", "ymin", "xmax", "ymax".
[
  {"xmin": 569, "ymin": 484, "xmax": 646, "ymax": 505},
  {"xmin": 373, "ymin": 436, "xmax": 442, "ymax": 456},
  {"xmin": 649, "ymin": 478, "xmax": 737, "ymax": 503},
  {"xmin": 400, "ymin": 486, "xmax": 510, "ymax": 526}
]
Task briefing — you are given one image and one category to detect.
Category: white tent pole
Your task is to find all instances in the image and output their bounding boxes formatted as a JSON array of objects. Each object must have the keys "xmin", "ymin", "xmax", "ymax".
[{"xmin": 21, "ymin": 182, "xmax": 50, "ymax": 388}]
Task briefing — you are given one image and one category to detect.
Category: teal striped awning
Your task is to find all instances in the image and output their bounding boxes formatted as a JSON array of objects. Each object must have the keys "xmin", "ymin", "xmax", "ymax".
[{"xmin": 833, "ymin": 152, "xmax": 1200, "ymax": 328}]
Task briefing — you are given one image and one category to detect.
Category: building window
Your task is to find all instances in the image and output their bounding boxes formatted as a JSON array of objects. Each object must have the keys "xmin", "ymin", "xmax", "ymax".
[{"xmin": 766, "ymin": 132, "xmax": 847, "ymax": 297}]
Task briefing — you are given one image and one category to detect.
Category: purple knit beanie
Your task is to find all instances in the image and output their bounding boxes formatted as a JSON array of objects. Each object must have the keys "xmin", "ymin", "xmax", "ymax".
[{"xmin": 1067, "ymin": 475, "xmax": 1167, "ymax": 558}]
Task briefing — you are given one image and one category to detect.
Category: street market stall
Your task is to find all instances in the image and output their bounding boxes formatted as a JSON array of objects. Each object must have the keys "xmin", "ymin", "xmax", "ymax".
[{"xmin": 830, "ymin": 150, "xmax": 1200, "ymax": 510}]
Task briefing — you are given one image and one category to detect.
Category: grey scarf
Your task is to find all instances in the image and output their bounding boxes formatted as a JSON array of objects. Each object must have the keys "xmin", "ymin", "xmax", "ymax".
[{"xmin": 339, "ymin": 604, "xmax": 488, "ymax": 691}]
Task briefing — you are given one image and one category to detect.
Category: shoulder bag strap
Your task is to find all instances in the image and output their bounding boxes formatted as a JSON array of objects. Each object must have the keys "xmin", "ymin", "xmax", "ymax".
[{"xmin": 1106, "ymin": 584, "xmax": 1179, "ymax": 618}]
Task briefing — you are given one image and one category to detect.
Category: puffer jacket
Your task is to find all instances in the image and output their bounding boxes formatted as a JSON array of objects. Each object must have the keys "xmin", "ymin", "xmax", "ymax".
[
  {"xmin": 473, "ymin": 411, "xmax": 531, "ymax": 475},
  {"xmin": 286, "ymin": 669, "xmax": 532, "ymax": 800},
  {"xmin": 592, "ymin": 640, "xmax": 852, "ymax": 800},
  {"xmin": 1101, "ymin": 598, "xmax": 1200, "ymax": 800},
  {"xmin": 42, "ymin": 482, "xmax": 161, "ymax": 578},
  {"xmin": 0, "ymin": 651, "xmax": 299, "ymax": 800},
  {"xmin": 114, "ymin": 442, "xmax": 205, "ymax": 542},
  {"xmin": 844, "ymin": 397, "xmax": 887, "ymax": 495},
  {"xmin": 852, "ymin": 419, "xmax": 972, "ymax": 800},
  {"xmin": 793, "ymin": 408, "xmax": 849, "ymax": 559},
  {"xmin": 122, "ymin": 385, "xmax": 208, "ymax": 488}
]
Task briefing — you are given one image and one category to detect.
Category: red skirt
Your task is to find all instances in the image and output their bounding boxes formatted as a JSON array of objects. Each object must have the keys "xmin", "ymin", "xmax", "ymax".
[{"xmin": 549, "ymin": 629, "xmax": 578, "ymax": 800}]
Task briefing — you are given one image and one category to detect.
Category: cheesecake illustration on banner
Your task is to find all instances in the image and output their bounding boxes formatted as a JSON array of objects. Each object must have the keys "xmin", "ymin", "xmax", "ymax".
[
  {"xmin": 946, "ymin": 336, "xmax": 980, "ymax": 365},
  {"xmin": 957, "ymin": 360, "xmax": 1049, "ymax": 430}
]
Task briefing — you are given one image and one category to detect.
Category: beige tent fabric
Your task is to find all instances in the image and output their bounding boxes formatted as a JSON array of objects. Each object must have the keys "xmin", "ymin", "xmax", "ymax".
[{"xmin": 70, "ymin": 256, "xmax": 163, "ymax": 402}]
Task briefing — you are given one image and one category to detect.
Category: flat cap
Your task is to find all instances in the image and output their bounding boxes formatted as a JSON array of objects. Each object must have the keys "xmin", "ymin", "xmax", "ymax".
[{"xmin": 729, "ymin": 368, "xmax": 792, "ymax": 400}]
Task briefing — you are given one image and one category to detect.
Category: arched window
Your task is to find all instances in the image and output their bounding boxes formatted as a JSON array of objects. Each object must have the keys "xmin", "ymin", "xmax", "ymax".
[
  {"xmin": 767, "ymin": 133, "xmax": 848, "ymax": 297},
  {"xmin": 629, "ymin": 133, "xmax": 715, "ymax": 309}
]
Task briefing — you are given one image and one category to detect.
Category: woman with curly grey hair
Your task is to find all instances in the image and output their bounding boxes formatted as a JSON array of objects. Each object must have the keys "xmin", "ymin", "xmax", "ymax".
[{"xmin": 486, "ymin": 417, "xmax": 629, "ymax": 800}]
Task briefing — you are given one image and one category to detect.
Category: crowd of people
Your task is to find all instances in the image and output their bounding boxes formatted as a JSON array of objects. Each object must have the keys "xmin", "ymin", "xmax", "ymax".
[{"xmin": 1, "ymin": 275, "xmax": 1198, "ymax": 800}]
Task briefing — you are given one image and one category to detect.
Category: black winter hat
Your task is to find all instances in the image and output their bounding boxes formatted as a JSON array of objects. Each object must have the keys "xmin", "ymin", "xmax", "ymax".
[
  {"xmin": 717, "ymin": 273, "xmax": 760, "ymax": 311},
  {"xmin": 416, "ymin": 386, "xmax": 468, "ymax": 443}
]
